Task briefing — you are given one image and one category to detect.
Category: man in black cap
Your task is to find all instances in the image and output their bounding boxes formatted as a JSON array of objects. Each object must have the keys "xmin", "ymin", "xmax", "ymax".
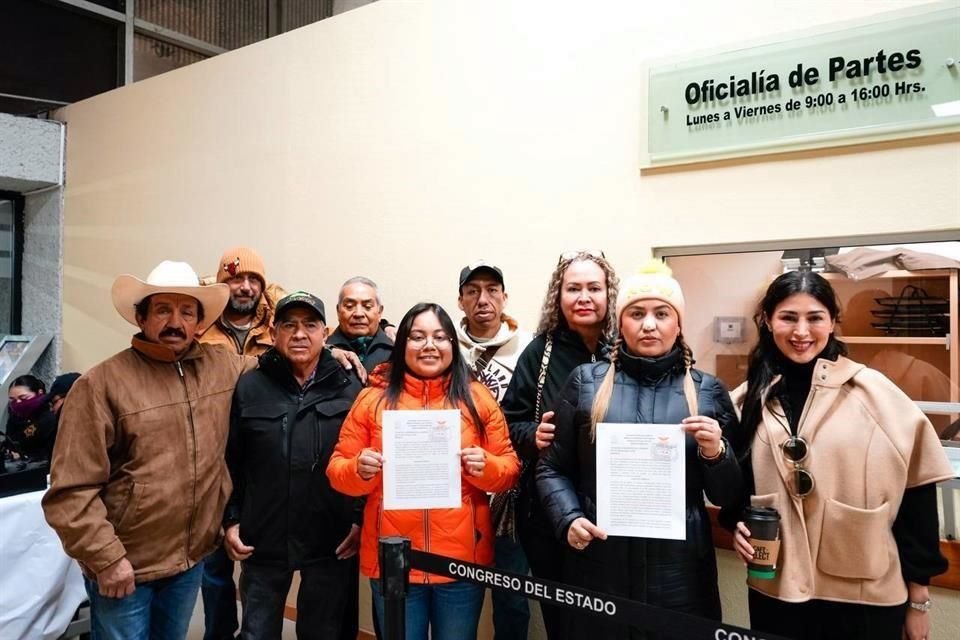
[
  {"xmin": 38, "ymin": 372, "xmax": 81, "ymax": 459},
  {"xmin": 456, "ymin": 261, "xmax": 533, "ymax": 639},
  {"xmin": 48, "ymin": 372, "xmax": 81, "ymax": 417},
  {"xmin": 223, "ymin": 291, "xmax": 363, "ymax": 640},
  {"xmin": 456, "ymin": 261, "xmax": 531, "ymax": 403}
]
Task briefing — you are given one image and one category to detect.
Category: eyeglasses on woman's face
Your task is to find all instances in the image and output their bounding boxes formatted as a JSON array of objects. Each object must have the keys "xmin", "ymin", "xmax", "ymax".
[
  {"xmin": 780, "ymin": 435, "xmax": 815, "ymax": 498},
  {"xmin": 403, "ymin": 310, "xmax": 456, "ymax": 379},
  {"xmin": 407, "ymin": 333, "xmax": 453, "ymax": 349}
]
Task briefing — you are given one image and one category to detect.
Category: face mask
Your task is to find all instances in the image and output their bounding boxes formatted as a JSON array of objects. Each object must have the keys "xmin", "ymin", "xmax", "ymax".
[{"xmin": 9, "ymin": 394, "xmax": 48, "ymax": 419}]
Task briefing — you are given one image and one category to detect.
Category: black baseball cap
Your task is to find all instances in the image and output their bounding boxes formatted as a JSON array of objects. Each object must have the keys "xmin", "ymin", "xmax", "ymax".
[
  {"xmin": 458, "ymin": 260, "xmax": 505, "ymax": 291},
  {"xmin": 274, "ymin": 291, "xmax": 326, "ymax": 323}
]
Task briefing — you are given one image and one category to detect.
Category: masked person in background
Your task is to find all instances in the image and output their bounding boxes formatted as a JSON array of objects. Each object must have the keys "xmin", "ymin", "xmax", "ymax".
[{"xmin": 6, "ymin": 374, "xmax": 56, "ymax": 460}]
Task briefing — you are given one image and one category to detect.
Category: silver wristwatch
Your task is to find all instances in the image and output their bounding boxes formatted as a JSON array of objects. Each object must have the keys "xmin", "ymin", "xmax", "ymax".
[{"xmin": 908, "ymin": 599, "xmax": 932, "ymax": 613}]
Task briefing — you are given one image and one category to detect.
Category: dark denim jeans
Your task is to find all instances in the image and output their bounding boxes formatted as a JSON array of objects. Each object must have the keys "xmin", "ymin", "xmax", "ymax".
[
  {"xmin": 201, "ymin": 545, "xmax": 239, "ymax": 640},
  {"xmin": 371, "ymin": 578, "xmax": 484, "ymax": 640},
  {"xmin": 239, "ymin": 557, "xmax": 358, "ymax": 640},
  {"xmin": 492, "ymin": 534, "xmax": 531, "ymax": 639},
  {"xmin": 84, "ymin": 562, "xmax": 203, "ymax": 640}
]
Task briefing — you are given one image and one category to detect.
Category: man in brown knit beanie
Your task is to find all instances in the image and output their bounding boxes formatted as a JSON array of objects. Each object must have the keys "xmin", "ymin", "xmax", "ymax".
[{"xmin": 199, "ymin": 247, "xmax": 276, "ymax": 358}]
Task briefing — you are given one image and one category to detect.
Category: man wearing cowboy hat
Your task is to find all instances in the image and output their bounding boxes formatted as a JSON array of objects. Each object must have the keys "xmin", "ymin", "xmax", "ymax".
[{"xmin": 43, "ymin": 260, "xmax": 254, "ymax": 640}]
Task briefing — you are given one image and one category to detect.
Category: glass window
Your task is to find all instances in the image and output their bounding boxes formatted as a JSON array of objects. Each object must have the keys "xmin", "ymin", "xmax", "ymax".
[
  {"xmin": 133, "ymin": 34, "xmax": 208, "ymax": 82},
  {"xmin": 0, "ymin": 199, "xmax": 19, "ymax": 336},
  {"xmin": 0, "ymin": 0, "xmax": 121, "ymax": 115},
  {"xmin": 136, "ymin": 0, "xmax": 270, "ymax": 50},
  {"xmin": 283, "ymin": 0, "xmax": 334, "ymax": 31}
]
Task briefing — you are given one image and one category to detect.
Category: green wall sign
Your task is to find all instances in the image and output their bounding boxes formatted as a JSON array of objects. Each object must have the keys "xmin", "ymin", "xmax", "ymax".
[{"xmin": 647, "ymin": 3, "xmax": 960, "ymax": 164}]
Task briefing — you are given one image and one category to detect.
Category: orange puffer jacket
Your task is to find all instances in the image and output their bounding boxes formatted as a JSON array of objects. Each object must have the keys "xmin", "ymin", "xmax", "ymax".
[{"xmin": 327, "ymin": 366, "xmax": 520, "ymax": 583}]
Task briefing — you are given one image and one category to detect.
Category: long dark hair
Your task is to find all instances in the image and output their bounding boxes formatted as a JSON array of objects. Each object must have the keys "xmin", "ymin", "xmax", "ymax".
[
  {"xmin": 9, "ymin": 374, "xmax": 45, "ymax": 394},
  {"xmin": 738, "ymin": 271, "xmax": 847, "ymax": 452},
  {"xmin": 385, "ymin": 302, "xmax": 486, "ymax": 440}
]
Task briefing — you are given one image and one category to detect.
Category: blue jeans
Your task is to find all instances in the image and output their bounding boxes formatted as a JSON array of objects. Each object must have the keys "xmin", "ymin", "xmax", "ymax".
[
  {"xmin": 84, "ymin": 562, "xmax": 203, "ymax": 640},
  {"xmin": 201, "ymin": 545, "xmax": 239, "ymax": 639},
  {"xmin": 492, "ymin": 535, "xmax": 530, "ymax": 639},
  {"xmin": 371, "ymin": 578, "xmax": 484, "ymax": 640}
]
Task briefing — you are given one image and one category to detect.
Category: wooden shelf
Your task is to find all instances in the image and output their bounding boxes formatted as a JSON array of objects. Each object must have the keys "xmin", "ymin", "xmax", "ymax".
[{"xmin": 841, "ymin": 336, "xmax": 948, "ymax": 346}]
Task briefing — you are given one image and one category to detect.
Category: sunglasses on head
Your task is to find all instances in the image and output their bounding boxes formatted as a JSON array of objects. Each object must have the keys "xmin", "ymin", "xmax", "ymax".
[
  {"xmin": 780, "ymin": 435, "xmax": 815, "ymax": 498},
  {"xmin": 558, "ymin": 249, "xmax": 605, "ymax": 265}
]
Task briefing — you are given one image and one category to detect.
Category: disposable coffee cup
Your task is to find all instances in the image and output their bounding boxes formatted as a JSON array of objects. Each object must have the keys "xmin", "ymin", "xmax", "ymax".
[{"xmin": 745, "ymin": 506, "xmax": 780, "ymax": 580}]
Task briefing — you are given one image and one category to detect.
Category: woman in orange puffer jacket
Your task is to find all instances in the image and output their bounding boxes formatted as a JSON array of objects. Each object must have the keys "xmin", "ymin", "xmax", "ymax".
[{"xmin": 328, "ymin": 302, "xmax": 520, "ymax": 640}]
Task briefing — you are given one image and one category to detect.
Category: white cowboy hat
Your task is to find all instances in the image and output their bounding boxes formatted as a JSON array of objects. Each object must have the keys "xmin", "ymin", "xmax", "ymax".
[{"xmin": 111, "ymin": 261, "xmax": 230, "ymax": 332}]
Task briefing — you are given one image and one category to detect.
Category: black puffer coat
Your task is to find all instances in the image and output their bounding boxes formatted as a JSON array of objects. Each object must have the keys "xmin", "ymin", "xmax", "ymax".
[
  {"xmin": 537, "ymin": 345, "xmax": 742, "ymax": 638},
  {"xmin": 224, "ymin": 348, "xmax": 362, "ymax": 568},
  {"xmin": 501, "ymin": 328, "xmax": 607, "ymax": 534},
  {"xmin": 6, "ymin": 405, "xmax": 58, "ymax": 460}
]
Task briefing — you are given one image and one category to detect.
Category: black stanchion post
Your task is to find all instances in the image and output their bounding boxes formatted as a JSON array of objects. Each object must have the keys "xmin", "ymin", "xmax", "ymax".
[{"xmin": 379, "ymin": 536, "xmax": 411, "ymax": 640}]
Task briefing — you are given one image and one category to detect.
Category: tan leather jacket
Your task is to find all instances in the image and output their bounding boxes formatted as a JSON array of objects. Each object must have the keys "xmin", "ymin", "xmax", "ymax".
[
  {"xmin": 732, "ymin": 356, "xmax": 953, "ymax": 605},
  {"xmin": 42, "ymin": 337, "xmax": 253, "ymax": 583}
]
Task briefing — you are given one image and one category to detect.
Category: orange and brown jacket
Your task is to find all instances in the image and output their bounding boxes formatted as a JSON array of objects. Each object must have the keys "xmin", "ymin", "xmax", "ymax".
[
  {"xmin": 197, "ymin": 282, "xmax": 285, "ymax": 356},
  {"xmin": 327, "ymin": 366, "xmax": 520, "ymax": 583}
]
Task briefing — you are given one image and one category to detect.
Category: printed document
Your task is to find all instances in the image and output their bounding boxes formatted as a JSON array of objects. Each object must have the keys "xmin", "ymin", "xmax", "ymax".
[
  {"xmin": 382, "ymin": 409, "xmax": 462, "ymax": 510},
  {"xmin": 596, "ymin": 423, "xmax": 686, "ymax": 540}
]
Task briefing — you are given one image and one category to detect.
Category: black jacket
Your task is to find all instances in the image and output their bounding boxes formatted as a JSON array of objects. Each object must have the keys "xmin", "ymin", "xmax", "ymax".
[
  {"xmin": 6, "ymin": 406, "xmax": 58, "ymax": 460},
  {"xmin": 225, "ymin": 348, "xmax": 362, "ymax": 568},
  {"xmin": 537, "ymin": 346, "xmax": 742, "ymax": 634},
  {"xmin": 500, "ymin": 328, "xmax": 607, "ymax": 533},
  {"xmin": 326, "ymin": 327, "xmax": 394, "ymax": 373}
]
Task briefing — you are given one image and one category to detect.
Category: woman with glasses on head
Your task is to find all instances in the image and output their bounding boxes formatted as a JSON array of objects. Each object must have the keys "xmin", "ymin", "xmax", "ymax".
[
  {"xmin": 498, "ymin": 249, "xmax": 618, "ymax": 639},
  {"xmin": 537, "ymin": 261, "xmax": 742, "ymax": 638},
  {"xmin": 327, "ymin": 302, "xmax": 519, "ymax": 640},
  {"xmin": 725, "ymin": 271, "xmax": 953, "ymax": 640}
]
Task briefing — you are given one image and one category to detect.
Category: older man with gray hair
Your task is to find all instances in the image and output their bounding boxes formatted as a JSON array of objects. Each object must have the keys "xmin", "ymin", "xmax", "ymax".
[{"xmin": 326, "ymin": 276, "xmax": 395, "ymax": 373}]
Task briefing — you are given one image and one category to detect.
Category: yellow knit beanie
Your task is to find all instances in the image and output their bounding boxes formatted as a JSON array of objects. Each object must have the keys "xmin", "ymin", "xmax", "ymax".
[{"xmin": 615, "ymin": 260, "xmax": 685, "ymax": 325}]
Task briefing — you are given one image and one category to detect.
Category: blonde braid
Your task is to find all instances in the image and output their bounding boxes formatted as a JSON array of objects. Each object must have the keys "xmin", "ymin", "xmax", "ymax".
[
  {"xmin": 678, "ymin": 335, "xmax": 699, "ymax": 416},
  {"xmin": 590, "ymin": 335, "xmax": 622, "ymax": 441}
]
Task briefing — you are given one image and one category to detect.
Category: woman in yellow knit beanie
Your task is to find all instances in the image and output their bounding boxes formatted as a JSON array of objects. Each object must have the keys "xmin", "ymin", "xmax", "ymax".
[{"xmin": 537, "ymin": 259, "xmax": 743, "ymax": 639}]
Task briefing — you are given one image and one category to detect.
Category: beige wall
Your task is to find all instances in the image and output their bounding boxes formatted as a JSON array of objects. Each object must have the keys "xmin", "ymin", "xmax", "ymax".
[
  {"xmin": 57, "ymin": 0, "xmax": 960, "ymax": 372},
  {"xmin": 55, "ymin": 0, "xmax": 960, "ymax": 636},
  {"xmin": 667, "ymin": 251, "xmax": 783, "ymax": 368}
]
